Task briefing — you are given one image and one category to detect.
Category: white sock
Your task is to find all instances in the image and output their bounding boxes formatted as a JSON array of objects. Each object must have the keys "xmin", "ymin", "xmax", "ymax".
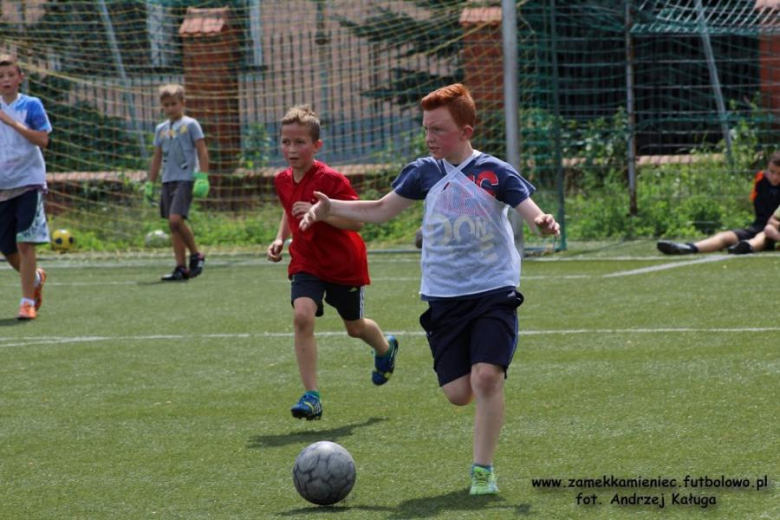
[
  {"xmin": 34, "ymin": 271, "xmax": 41, "ymax": 287},
  {"xmin": 20, "ymin": 297, "xmax": 35, "ymax": 307}
]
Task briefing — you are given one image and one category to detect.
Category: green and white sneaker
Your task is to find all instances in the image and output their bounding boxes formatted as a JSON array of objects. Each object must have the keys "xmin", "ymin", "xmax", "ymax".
[{"xmin": 470, "ymin": 466, "xmax": 499, "ymax": 495}]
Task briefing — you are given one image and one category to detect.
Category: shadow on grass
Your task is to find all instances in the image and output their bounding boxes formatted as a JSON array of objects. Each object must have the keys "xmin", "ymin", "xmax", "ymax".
[
  {"xmin": 278, "ymin": 505, "xmax": 394, "ymax": 516},
  {"xmin": 0, "ymin": 318, "xmax": 26, "ymax": 327},
  {"xmin": 388, "ymin": 489, "xmax": 531, "ymax": 519},
  {"xmin": 247, "ymin": 417, "xmax": 386, "ymax": 449},
  {"xmin": 278, "ymin": 488, "xmax": 532, "ymax": 518}
]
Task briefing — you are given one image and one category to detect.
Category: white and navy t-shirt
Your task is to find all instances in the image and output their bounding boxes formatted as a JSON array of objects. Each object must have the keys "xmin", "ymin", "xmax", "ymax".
[
  {"xmin": 0, "ymin": 94, "xmax": 52, "ymax": 191},
  {"xmin": 392, "ymin": 153, "xmax": 536, "ymax": 300},
  {"xmin": 392, "ymin": 154, "xmax": 535, "ymax": 206},
  {"xmin": 153, "ymin": 116, "xmax": 205, "ymax": 183}
]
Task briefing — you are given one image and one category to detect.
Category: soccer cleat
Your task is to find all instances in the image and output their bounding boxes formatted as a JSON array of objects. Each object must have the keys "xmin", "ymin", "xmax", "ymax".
[
  {"xmin": 34, "ymin": 268, "xmax": 47, "ymax": 311},
  {"xmin": 656, "ymin": 240, "xmax": 696, "ymax": 255},
  {"xmin": 17, "ymin": 302, "xmax": 37, "ymax": 320},
  {"xmin": 189, "ymin": 253, "xmax": 206, "ymax": 278},
  {"xmin": 161, "ymin": 265, "xmax": 190, "ymax": 281},
  {"xmin": 727, "ymin": 241, "xmax": 754, "ymax": 255},
  {"xmin": 470, "ymin": 466, "xmax": 499, "ymax": 495},
  {"xmin": 372, "ymin": 335, "xmax": 399, "ymax": 386},
  {"xmin": 291, "ymin": 393, "xmax": 323, "ymax": 421}
]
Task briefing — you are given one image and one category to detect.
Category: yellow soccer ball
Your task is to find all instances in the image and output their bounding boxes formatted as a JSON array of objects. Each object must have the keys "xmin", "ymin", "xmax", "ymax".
[{"xmin": 51, "ymin": 229, "xmax": 75, "ymax": 252}]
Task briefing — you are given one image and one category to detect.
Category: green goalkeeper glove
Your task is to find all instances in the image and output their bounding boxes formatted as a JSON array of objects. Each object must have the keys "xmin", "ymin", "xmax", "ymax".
[
  {"xmin": 193, "ymin": 172, "xmax": 210, "ymax": 198},
  {"xmin": 143, "ymin": 181, "xmax": 155, "ymax": 202}
]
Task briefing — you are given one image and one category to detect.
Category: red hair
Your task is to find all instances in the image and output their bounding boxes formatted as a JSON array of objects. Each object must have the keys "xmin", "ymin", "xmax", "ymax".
[{"xmin": 420, "ymin": 83, "xmax": 476, "ymax": 128}]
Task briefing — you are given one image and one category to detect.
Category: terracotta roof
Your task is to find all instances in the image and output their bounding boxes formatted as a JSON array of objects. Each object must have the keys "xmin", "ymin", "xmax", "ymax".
[
  {"xmin": 460, "ymin": 7, "xmax": 502, "ymax": 26},
  {"xmin": 179, "ymin": 7, "xmax": 231, "ymax": 37}
]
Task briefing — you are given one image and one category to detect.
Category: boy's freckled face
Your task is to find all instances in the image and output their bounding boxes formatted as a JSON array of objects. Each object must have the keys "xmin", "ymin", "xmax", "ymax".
[
  {"xmin": 281, "ymin": 123, "xmax": 322, "ymax": 172},
  {"xmin": 766, "ymin": 162, "xmax": 780, "ymax": 186},
  {"xmin": 422, "ymin": 107, "xmax": 467, "ymax": 161},
  {"xmin": 161, "ymin": 96, "xmax": 184, "ymax": 120},
  {"xmin": 0, "ymin": 65, "xmax": 23, "ymax": 99}
]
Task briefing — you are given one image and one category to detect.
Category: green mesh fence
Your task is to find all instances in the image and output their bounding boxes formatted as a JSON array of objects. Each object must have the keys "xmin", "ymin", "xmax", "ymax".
[{"xmin": 1, "ymin": 0, "xmax": 778, "ymax": 249}]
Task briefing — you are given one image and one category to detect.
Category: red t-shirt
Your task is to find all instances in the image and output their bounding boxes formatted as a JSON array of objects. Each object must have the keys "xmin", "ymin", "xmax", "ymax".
[{"xmin": 274, "ymin": 161, "xmax": 370, "ymax": 286}]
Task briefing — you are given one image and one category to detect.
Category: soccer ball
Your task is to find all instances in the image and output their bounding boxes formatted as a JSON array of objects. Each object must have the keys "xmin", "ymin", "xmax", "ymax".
[
  {"xmin": 51, "ymin": 229, "xmax": 74, "ymax": 252},
  {"xmin": 144, "ymin": 229, "xmax": 169, "ymax": 248},
  {"xmin": 292, "ymin": 441, "xmax": 356, "ymax": 506}
]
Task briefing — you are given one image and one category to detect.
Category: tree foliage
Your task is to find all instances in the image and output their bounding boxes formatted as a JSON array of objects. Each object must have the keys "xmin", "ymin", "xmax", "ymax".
[{"xmin": 335, "ymin": 0, "xmax": 467, "ymax": 107}]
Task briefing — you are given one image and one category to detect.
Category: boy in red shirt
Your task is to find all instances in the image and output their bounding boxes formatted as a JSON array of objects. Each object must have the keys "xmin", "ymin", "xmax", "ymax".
[{"xmin": 267, "ymin": 105, "xmax": 398, "ymax": 420}]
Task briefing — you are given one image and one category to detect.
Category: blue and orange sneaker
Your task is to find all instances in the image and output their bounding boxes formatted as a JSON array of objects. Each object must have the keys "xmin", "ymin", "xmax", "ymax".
[
  {"xmin": 291, "ymin": 392, "xmax": 322, "ymax": 420},
  {"xmin": 372, "ymin": 335, "xmax": 398, "ymax": 386}
]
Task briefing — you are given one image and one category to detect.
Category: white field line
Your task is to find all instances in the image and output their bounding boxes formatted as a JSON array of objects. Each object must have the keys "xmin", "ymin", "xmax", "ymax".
[
  {"xmin": 1, "ymin": 252, "xmax": 761, "ymax": 272},
  {"xmin": 603, "ymin": 254, "xmax": 732, "ymax": 278},
  {"xmin": 3, "ymin": 326, "xmax": 780, "ymax": 349},
  {"xmin": 0, "ymin": 256, "xmax": 731, "ymax": 288}
]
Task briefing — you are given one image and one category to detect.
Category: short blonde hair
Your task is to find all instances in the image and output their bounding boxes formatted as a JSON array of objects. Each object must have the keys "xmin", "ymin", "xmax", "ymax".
[
  {"xmin": 159, "ymin": 83, "xmax": 185, "ymax": 101},
  {"xmin": 0, "ymin": 53, "xmax": 21, "ymax": 74},
  {"xmin": 281, "ymin": 105, "xmax": 320, "ymax": 141}
]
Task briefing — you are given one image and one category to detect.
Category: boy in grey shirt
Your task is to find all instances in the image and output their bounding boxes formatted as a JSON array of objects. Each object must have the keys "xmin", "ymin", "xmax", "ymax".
[{"xmin": 145, "ymin": 84, "xmax": 209, "ymax": 281}]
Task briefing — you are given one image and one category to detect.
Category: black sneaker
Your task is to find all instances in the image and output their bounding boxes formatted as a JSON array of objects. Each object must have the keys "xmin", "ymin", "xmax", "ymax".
[
  {"xmin": 189, "ymin": 253, "xmax": 206, "ymax": 278},
  {"xmin": 161, "ymin": 266, "xmax": 190, "ymax": 281},
  {"xmin": 727, "ymin": 241, "xmax": 754, "ymax": 255},
  {"xmin": 656, "ymin": 240, "xmax": 696, "ymax": 255}
]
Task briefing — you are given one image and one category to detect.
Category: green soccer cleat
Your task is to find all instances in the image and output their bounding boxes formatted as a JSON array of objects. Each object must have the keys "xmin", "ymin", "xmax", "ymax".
[
  {"xmin": 372, "ymin": 335, "xmax": 398, "ymax": 386},
  {"xmin": 470, "ymin": 466, "xmax": 499, "ymax": 495}
]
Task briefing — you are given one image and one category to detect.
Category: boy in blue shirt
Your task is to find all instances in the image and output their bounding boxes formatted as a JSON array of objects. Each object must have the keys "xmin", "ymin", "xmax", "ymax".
[
  {"xmin": 0, "ymin": 54, "xmax": 52, "ymax": 320},
  {"xmin": 300, "ymin": 84, "xmax": 559, "ymax": 495}
]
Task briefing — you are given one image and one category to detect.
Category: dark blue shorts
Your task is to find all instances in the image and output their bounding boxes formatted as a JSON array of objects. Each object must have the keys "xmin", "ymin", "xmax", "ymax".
[
  {"xmin": 290, "ymin": 271, "xmax": 364, "ymax": 321},
  {"xmin": 419, "ymin": 289, "xmax": 524, "ymax": 386},
  {"xmin": 0, "ymin": 189, "xmax": 45, "ymax": 255}
]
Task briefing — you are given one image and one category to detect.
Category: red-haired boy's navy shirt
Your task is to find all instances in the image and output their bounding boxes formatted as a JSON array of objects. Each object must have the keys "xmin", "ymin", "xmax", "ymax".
[
  {"xmin": 391, "ymin": 153, "xmax": 535, "ymax": 207},
  {"xmin": 274, "ymin": 161, "xmax": 370, "ymax": 286}
]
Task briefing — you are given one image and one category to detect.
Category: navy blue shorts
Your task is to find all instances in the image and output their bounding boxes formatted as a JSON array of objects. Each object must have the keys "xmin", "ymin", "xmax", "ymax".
[
  {"xmin": 419, "ymin": 289, "xmax": 524, "ymax": 387},
  {"xmin": 0, "ymin": 189, "xmax": 47, "ymax": 255},
  {"xmin": 290, "ymin": 271, "xmax": 364, "ymax": 321}
]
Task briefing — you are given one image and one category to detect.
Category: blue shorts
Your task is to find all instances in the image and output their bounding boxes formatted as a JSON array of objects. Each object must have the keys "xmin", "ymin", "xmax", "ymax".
[
  {"xmin": 290, "ymin": 271, "xmax": 364, "ymax": 321},
  {"xmin": 419, "ymin": 288, "xmax": 524, "ymax": 386},
  {"xmin": 0, "ymin": 189, "xmax": 50, "ymax": 255}
]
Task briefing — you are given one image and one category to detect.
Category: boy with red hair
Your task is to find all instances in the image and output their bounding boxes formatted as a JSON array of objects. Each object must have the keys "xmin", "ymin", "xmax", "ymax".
[{"xmin": 301, "ymin": 84, "xmax": 559, "ymax": 494}]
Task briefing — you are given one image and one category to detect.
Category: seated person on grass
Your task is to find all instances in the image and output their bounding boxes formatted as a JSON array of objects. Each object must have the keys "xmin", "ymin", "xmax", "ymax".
[{"xmin": 657, "ymin": 152, "xmax": 780, "ymax": 256}]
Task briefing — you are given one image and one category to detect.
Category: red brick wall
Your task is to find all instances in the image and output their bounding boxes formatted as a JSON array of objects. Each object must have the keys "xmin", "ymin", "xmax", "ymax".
[{"xmin": 759, "ymin": 35, "xmax": 780, "ymax": 117}]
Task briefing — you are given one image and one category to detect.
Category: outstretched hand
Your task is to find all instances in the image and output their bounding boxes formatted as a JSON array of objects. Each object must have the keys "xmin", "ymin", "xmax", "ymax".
[
  {"xmin": 534, "ymin": 213, "xmax": 560, "ymax": 237},
  {"xmin": 299, "ymin": 191, "xmax": 332, "ymax": 231}
]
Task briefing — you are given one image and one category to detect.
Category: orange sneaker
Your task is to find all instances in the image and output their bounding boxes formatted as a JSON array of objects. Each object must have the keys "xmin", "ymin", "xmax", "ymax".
[
  {"xmin": 34, "ymin": 268, "xmax": 47, "ymax": 311},
  {"xmin": 17, "ymin": 302, "xmax": 37, "ymax": 320}
]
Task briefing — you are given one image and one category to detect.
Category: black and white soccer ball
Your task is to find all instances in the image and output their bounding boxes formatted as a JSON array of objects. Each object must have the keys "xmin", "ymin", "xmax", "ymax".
[{"xmin": 292, "ymin": 441, "xmax": 356, "ymax": 506}]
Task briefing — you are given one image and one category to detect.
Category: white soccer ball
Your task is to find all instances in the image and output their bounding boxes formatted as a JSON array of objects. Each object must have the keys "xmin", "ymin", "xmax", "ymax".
[
  {"xmin": 144, "ymin": 229, "xmax": 169, "ymax": 248},
  {"xmin": 292, "ymin": 441, "xmax": 356, "ymax": 506}
]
